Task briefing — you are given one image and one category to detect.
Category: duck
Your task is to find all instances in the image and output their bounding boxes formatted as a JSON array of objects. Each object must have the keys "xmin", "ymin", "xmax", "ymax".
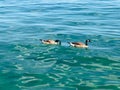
[
  {"xmin": 40, "ymin": 39, "xmax": 61, "ymax": 45},
  {"xmin": 68, "ymin": 39, "xmax": 91, "ymax": 48}
]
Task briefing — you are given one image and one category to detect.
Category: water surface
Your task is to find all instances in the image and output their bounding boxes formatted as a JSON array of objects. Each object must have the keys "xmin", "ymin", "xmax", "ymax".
[{"xmin": 0, "ymin": 0, "xmax": 120, "ymax": 90}]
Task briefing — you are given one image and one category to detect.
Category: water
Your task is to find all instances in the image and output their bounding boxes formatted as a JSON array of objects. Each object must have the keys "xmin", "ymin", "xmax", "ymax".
[{"xmin": 0, "ymin": 0, "xmax": 120, "ymax": 90}]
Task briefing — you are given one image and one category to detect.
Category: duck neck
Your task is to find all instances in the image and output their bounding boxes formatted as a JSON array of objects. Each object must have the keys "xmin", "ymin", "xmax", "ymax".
[
  {"xmin": 85, "ymin": 40, "xmax": 88, "ymax": 46},
  {"xmin": 59, "ymin": 41, "xmax": 61, "ymax": 45}
]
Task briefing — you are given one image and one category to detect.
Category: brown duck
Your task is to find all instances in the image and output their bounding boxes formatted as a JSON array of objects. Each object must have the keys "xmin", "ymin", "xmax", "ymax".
[
  {"xmin": 68, "ymin": 39, "xmax": 91, "ymax": 48},
  {"xmin": 40, "ymin": 39, "xmax": 61, "ymax": 45}
]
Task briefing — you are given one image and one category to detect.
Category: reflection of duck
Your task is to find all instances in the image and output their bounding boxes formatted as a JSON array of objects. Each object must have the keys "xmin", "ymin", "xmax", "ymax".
[
  {"xmin": 40, "ymin": 39, "xmax": 61, "ymax": 45},
  {"xmin": 68, "ymin": 39, "xmax": 91, "ymax": 48}
]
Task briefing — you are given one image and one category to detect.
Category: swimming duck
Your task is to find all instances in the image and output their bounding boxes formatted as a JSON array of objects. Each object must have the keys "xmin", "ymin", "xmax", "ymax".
[
  {"xmin": 68, "ymin": 39, "xmax": 91, "ymax": 48},
  {"xmin": 40, "ymin": 39, "xmax": 61, "ymax": 45}
]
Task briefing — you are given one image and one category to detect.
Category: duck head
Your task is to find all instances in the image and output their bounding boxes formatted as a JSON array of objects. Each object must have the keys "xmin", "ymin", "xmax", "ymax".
[
  {"xmin": 85, "ymin": 39, "xmax": 91, "ymax": 45},
  {"xmin": 55, "ymin": 40, "xmax": 61, "ymax": 45}
]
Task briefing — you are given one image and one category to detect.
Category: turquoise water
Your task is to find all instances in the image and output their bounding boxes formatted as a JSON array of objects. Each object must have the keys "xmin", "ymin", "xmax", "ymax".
[{"xmin": 0, "ymin": 0, "xmax": 120, "ymax": 90}]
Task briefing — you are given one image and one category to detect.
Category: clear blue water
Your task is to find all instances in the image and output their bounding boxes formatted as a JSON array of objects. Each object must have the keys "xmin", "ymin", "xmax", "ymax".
[{"xmin": 0, "ymin": 0, "xmax": 120, "ymax": 90}]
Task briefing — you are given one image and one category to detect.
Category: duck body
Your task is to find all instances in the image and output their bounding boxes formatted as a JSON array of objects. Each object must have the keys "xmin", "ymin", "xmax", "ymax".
[
  {"xmin": 69, "ymin": 42, "xmax": 88, "ymax": 48},
  {"xmin": 68, "ymin": 39, "xmax": 91, "ymax": 48},
  {"xmin": 40, "ymin": 39, "xmax": 61, "ymax": 45}
]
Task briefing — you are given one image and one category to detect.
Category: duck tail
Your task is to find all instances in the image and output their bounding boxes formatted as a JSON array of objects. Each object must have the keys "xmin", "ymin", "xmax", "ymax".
[
  {"xmin": 68, "ymin": 42, "xmax": 73, "ymax": 45},
  {"xmin": 39, "ymin": 39, "xmax": 44, "ymax": 43},
  {"xmin": 67, "ymin": 42, "xmax": 72, "ymax": 46},
  {"xmin": 67, "ymin": 42, "xmax": 70, "ymax": 44}
]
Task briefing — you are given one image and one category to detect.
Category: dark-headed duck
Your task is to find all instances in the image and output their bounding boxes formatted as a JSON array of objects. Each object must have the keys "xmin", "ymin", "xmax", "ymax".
[
  {"xmin": 68, "ymin": 39, "xmax": 91, "ymax": 48},
  {"xmin": 40, "ymin": 39, "xmax": 61, "ymax": 45}
]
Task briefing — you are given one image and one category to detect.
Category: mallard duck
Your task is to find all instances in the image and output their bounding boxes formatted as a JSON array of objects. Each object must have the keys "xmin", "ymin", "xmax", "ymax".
[
  {"xmin": 40, "ymin": 39, "xmax": 61, "ymax": 45},
  {"xmin": 68, "ymin": 39, "xmax": 91, "ymax": 48}
]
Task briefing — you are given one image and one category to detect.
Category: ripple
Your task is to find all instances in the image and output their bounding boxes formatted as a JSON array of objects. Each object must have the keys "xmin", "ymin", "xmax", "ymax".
[{"xmin": 0, "ymin": 0, "xmax": 120, "ymax": 90}]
